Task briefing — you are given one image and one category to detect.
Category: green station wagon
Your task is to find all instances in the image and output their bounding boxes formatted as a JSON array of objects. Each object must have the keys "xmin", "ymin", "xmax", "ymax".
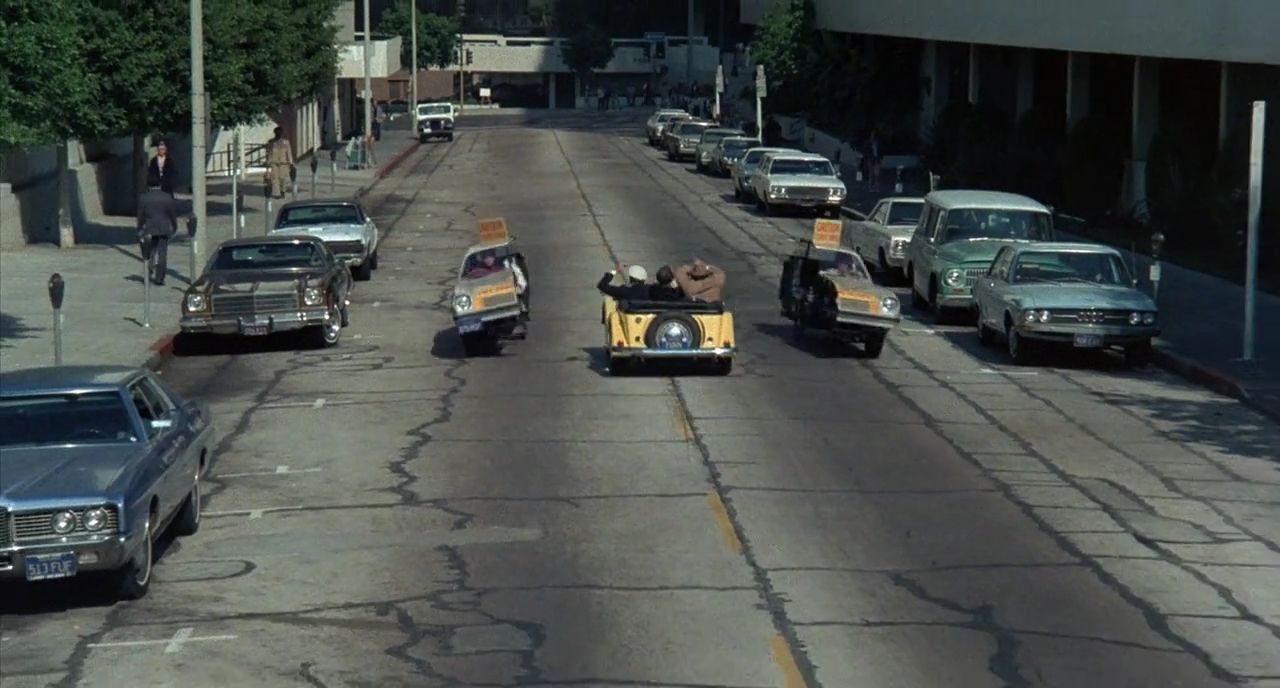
[{"xmin": 905, "ymin": 190, "xmax": 1055, "ymax": 323}]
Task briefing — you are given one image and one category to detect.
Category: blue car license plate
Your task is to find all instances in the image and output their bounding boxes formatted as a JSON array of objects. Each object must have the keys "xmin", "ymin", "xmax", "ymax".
[
  {"xmin": 1073, "ymin": 333, "xmax": 1104, "ymax": 348},
  {"xmin": 26, "ymin": 552, "xmax": 77, "ymax": 581},
  {"xmin": 457, "ymin": 319, "xmax": 483, "ymax": 334}
]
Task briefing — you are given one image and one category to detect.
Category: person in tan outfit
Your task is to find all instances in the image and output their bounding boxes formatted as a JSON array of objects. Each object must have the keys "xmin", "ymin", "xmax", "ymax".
[
  {"xmin": 267, "ymin": 127, "xmax": 295, "ymax": 198},
  {"xmin": 675, "ymin": 259, "xmax": 726, "ymax": 302}
]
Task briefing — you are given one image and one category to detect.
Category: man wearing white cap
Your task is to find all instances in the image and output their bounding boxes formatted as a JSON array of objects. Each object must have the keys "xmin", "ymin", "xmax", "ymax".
[{"xmin": 596, "ymin": 263, "xmax": 682, "ymax": 301}]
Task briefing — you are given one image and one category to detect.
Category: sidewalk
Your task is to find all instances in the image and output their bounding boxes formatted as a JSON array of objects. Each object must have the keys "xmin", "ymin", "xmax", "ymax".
[
  {"xmin": 0, "ymin": 133, "xmax": 421, "ymax": 374},
  {"xmin": 830, "ymin": 162, "xmax": 1280, "ymax": 421}
]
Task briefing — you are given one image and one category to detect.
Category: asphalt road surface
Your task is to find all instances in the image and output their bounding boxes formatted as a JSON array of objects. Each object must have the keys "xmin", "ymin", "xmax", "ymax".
[{"xmin": 2, "ymin": 111, "xmax": 1278, "ymax": 688}]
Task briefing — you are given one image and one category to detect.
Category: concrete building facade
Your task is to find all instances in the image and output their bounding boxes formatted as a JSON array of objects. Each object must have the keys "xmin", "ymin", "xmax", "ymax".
[{"xmin": 739, "ymin": 0, "xmax": 1280, "ymax": 208}]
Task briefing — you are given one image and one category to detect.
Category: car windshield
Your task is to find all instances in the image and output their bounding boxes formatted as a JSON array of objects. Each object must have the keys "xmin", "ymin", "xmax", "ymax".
[
  {"xmin": 886, "ymin": 202, "xmax": 923, "ymax": 225},
  {"xmin": 701, "ymin": 130, "xmax": 740, "ymax": 144},
  {"xmin": 940, "ymin": 209, "xmax": 1053, "ymax": 243},
  {"xmin": 1012, "ymin": 251, "xmax": 1132, "ymax": 286},
  {"xmin": 681, "ymin": 123, "xmax": 710, "ymax": 136},
  {"xmin": 743, "ymin": 150, "xmax": 770, "ymax": 166},
  {"xmin": 212, "ymin": 243, "xmax": 327, "ymax": 271},
  {"xmin": 276, "ymin": 204, "xmax": 362, "ymax": 227},
  {"xmin": 0, "ymin": 392, "xmax": 138, "ymax": 448},
  {"xmin": 770, "ymin": 159, "xmax": 835, "ymax": 176},
  {"xmin": 723, "ymin": 140, "xmax": 753, "ymax": 154},
  {"xmin": 462, "ymin": 249, "xmax": 512, "ymax": 278},
  {"xmin": 812, "ymin": 249, "xmax": 870, "ymax": 280},
  {"xmin": 656, "ymin": 113, "xmax": 681, "ymax": 123},
  {"xmin": 418, "ymin": 104, "xmax": 451, "ymax": 116}
]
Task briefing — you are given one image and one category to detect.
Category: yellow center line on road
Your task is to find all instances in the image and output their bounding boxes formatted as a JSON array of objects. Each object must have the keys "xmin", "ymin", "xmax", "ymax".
[
  {"xmin": 672, "ymin": 403, "xmax": 695, "ymax": 442},
  {"xmin": 769, "ymin": 634, "xmax": 806, "ymax": 688},
  {"xmin": 705, "ymin": 490, "xmax": 743, "ymax": 554}
]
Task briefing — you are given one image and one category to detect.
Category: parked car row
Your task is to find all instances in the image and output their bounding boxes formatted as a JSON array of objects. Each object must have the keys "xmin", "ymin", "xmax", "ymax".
[{"xmin": 641, "ymin": 110, "xmax": 1161, "ymax": 368}]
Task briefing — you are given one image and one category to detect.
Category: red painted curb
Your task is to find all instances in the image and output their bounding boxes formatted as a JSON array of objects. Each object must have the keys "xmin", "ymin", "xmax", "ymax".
[
  {"xmin": 144, "ymin": 332, "xmax": 177, "ymax": 372},
  {"xmin": 1150, "ymin": 347, "xmax": 1278, "ymax": 422},
  {"xmin": 374, "ymin": 140, "xmax": 422, "ymax": 180}
]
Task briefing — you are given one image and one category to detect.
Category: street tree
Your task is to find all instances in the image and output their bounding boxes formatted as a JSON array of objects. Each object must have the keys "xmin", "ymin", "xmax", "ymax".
[
  {"xmin": 379, "ymin": 3, "xmax": 462, "ymax": 71},
  {"xmin": 560, "ymin": 25, "xmax": 616, "ymax": 89},
  {"xmin": 0, "ymin": 0, "xmax": 101, "ymax": 150},
  {"xmin": 748, "ymin": 0, "xmax": 821, "ymax": 114}
]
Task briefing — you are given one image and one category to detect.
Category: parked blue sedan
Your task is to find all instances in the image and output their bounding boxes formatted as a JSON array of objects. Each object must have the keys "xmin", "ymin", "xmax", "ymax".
[
  {"xmin": 0, "ymin": 365, "xmax": 214, "ymax": 600},
  {"xmin": 972, "ymin": 242, "xmax": 1160, "ymax": 366}
]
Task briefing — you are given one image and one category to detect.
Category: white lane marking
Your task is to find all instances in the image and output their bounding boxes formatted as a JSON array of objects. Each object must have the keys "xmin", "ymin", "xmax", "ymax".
[
  {"xmin": 900, "ymin": 327, "xmax": 938, "ymax": 334},
  {"xmin": 87, "ymin": 628, "xmax": 238, "ymax": 653},
  {"xmin": 204, "ymin": 506, "xmax": 305, "ymax": 519},
  {"xmin": 260, "ymin": 400, "xmax": 358, "ymax": 409},
  {"xmin": 215, "ymin": 467, "xmax": 323, "ymax": 479},
  {"xmin": 312, "ymin": 398, "xmax": 326, "ymax": 409},
  {"xmin": 972, "ymin": 368, "xmax": 1040, "ymax": 376},
  {"xmin": 373, "ymin": 301, "xmax": 382, "ymax": 307}
]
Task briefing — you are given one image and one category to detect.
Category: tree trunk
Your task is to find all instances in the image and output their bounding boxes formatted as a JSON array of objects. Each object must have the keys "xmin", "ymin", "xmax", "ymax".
[
  {"xmin": 55, "ymin": 143, "xmax": 75, "ymax": 247},
  {"xmin": 132, "ymin": 134, "xmax": 147, "ymax": 216}
]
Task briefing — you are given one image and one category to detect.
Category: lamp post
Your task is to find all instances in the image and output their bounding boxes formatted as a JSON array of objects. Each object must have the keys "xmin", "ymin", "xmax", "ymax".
[
  {"xmin": 410, "ymin": 0, "xmax": 419, "ymax": 111},
  {"xmin": 190, "ymin": 0, "xmax": 208, "ymax": 279},
  {"xmin": 1149, "ymin": 231, "xmax": 1165, "ymax": 302},
  {"xmin": 362, "ymin": 0, "xmax": 374, "ymax": 150}
]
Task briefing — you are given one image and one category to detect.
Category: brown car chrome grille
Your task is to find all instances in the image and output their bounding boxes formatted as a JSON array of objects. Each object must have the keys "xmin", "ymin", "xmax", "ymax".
[
  {"xmin": 0, "ymin": 508, "xmax": 12, "ymax": 548},
  {"xmin": 212, "ymin": 293, "xmax": 299, "ymax": 316},
  {"xmin": 12, "ymin": 506, "xmax": 120, "ymax": 542}
]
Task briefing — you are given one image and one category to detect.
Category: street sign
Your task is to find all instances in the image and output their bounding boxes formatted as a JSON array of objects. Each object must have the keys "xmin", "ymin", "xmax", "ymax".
[
  {"xmin": 715, "ymin": 65, "xmax": 725, "ymax": 94},
  {"xmin": 755, "ymin": 65, "xmax": 767, "ymax": 98},
  {"xmin": 645, "ymin": 32, "xmax": 666, "ymax": 42}
]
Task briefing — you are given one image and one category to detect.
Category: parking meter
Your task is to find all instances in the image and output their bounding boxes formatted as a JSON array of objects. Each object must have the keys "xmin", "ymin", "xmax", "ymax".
[
  {"xmin": 264, "ymin": 172, "xmax": 273, "ymax": 234},
  {"xmin": 1149, "ymin": 232, "xmax": 1165, "ymax": 300},
  {"xmin": 48, "ymin": 273, "xmax": 65, "ymax": 364},
  {"xmin": 329, "ymin": 148, "xmax": 338, "ymax": 193},
  {"xmin": 310, "ymin": 156, "xmax": 319, "ymax": 198}
]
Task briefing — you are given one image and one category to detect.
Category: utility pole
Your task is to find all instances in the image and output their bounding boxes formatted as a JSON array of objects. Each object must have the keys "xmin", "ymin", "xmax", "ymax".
[
  {"xmin": 362, "ymin": 0, "xmax": 374, "ymax": 151},
  {"xmin": 410, "ymin": 0, "xmax": 419, "ymax": 110},
  {"xmin": 685, "ymin": 0, "xmax": 694, "ymax": 86},
  {"xmin": 190, "ymin": 0, "xmax": 207, "ymax": 275},
  {"xmin": 457, "ymin": 0, "xmax": 466, "ymax": 112},
  {"xmin": 1243, "ymin": 100, "xmax": 1266, "ymax": 361}
]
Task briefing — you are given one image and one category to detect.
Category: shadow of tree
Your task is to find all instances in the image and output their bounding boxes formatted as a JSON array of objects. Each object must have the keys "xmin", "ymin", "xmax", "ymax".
[
  {"xmin": 0, "ymin": 312, "xmax": 39, "ymax": 349},
  {"xmin": 1093, "ymin": 384, "xmax": 1280, "ymax": 464}
]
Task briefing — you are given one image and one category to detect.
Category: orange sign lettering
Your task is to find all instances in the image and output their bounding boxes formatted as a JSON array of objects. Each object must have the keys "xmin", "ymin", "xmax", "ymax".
[
  {"xmin": 811, "ymin": 218, "xmax": 842, "ymax": 248},
  {"xmin": 478, "ymin": 218, "xmax": 509, "ymax": 245}
]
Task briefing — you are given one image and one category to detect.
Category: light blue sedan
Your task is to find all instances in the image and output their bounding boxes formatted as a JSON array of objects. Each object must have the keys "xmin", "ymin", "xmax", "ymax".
[
  {"xmin": 0, "ymin": 365, "xmax": 214, "ymax": 600},
  {"xmin": 972, "ymin": 242, "xmax": 1159, "ymax": 366}
]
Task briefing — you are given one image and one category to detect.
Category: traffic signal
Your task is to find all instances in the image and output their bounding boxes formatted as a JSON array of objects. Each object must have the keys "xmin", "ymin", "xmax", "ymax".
[{"xmin": 465, "ymin": 49, "xmax": 473, "ymax": 65}]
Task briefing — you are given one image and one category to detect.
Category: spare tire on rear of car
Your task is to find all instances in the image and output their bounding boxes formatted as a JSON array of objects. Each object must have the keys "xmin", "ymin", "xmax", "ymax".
[{"xmin": 644, "ymin": 312, "xmax": 703, "ymax": 350}]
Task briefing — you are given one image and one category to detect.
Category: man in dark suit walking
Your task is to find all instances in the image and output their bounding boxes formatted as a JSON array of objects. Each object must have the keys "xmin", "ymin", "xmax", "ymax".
[
  {"xmin": 147, "ymin": 140, "xmax": 176, "ymax": 195},
  {"xmin": 137, "ymin": 176, "xmax": 181, "ymax": 285}
]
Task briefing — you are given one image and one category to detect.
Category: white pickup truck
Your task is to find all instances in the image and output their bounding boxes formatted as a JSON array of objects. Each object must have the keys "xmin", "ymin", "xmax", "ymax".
[{"xmin": 416, "ymin": 103, "xmax": 455, "ymax": 142}]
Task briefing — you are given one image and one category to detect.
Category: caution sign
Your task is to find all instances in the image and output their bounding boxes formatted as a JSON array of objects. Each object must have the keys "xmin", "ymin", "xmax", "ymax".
[
  {"xmin": 478, "ymin": 218, "xmax": 509, "ymax": 245},
  {"xmin": 811, "ymin": 218, "xmax": 842, "ymax": 249}
]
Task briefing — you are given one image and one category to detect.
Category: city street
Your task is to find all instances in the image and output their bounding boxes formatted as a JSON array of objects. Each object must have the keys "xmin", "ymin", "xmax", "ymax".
[{"xmin": 1, "ymin": 113, "xmax": 1278, "ymax": 687}]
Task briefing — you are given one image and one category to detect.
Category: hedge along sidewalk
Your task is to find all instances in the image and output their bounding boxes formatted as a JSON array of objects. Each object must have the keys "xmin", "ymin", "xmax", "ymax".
[
  {"xmin": 0, "ymin": 133, "xmax": 423, "ymax": 375},
  {"xmin": 825, "ymin": 160, "xmax": 1280, "ymax": 422}
]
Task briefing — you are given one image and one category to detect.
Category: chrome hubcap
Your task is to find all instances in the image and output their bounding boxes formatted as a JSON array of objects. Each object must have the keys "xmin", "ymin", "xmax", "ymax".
[
  {"xmin": 656, "ymin": 322, "xmax": 693, "ymax": 350},
  {"xmin": 135, "ymin": 521, "xmax": 152, "ymax": 586},
  {"xmin": 323, "ymin": 305, "xmax": 341, "ymax": 342}
]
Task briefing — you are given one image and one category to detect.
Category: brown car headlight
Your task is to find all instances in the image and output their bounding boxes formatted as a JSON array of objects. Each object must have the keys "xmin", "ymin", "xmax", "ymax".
[
  {"xmin": 302, "ymin": 287, "xmax": 324, "ymax": 306},
  {"xmin": 184, "ymin": 293, "xmax": 207, "ymax": 312}
]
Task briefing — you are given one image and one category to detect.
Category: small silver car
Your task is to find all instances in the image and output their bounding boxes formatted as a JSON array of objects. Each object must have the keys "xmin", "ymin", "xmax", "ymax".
[
  {"xmin": 710, "ymin": 136, "xmax": 759, "ymax": 176},
  {"xmin": 270, "ymin": 199, "xmax": 380, "ymax": 281},
  {"xmin": 694, "ymin": 128, "xmax": 746, "ymax": 173},
  {"xmin": 646, "ymin": 109, "xmax": 688, "ymax": 146},
  {"xmin": 731, "ymin": 147, "xmax": 794, "ymax": 202}
]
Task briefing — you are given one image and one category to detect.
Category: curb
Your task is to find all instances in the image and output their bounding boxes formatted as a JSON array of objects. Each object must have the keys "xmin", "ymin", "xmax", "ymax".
[
  {"xmin": 146, "ymin": 141, "xmax": 421, "ymax": 373},
  {"xmin": 1149, "ymin": 347, "xmax": 1279, "ymax": 422}
]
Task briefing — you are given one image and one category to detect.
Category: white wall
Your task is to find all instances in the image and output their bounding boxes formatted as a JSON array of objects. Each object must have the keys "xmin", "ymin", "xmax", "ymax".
[
  {"xmin": 338, "ymin": 37, "xmax": 404, "ymax": 81},
  {"xmin": 741, "ymin": 0, "xmax": 1280, "ymax": 65},
  {"xmin": 456, "ymin": 34, "xmax": 719, "ymax": 78}
]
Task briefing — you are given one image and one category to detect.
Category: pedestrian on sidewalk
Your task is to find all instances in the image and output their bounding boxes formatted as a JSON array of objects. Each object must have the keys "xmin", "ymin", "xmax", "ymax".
[
  {"xmin": 267, "ymin": 127, "xmax": 295, "ymax": 198},
  {"xmin": 147, "ymin": 140, "xmax": 176, "ymax": 196},
  {"xmin": 137, "ymin": 176, "xmax": 181, "ymax": 285},
  {"xmin": 373, "ymin": 103, "xmax": 385, "ymax": 142}
]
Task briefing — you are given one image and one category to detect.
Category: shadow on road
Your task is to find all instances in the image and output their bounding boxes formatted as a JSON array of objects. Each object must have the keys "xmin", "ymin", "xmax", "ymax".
[{"xmin": 0, "ymin": 312, "xmax": 38, "ymax": 349}]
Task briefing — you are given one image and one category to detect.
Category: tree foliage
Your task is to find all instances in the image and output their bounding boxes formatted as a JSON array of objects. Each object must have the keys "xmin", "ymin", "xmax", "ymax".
[
  {"xmin": 379, "ymin": 3, "xmax": 461, "ymax": 71},
  {"xmin": 0, "ymin": 0, "xmax": 343, "ymax": 148},
  {"xmin": 0, "ymin": 0, "xmax": 101, "ymax": 149},
  {"xmin": 560, "ymin": 25, "xmax": 616, "ymax": 78},
  {"xmin": 748, "ymin": 0, "xmax": 821, "ymax": 114}
]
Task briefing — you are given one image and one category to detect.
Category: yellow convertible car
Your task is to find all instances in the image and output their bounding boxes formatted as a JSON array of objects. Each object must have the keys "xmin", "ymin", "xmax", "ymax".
[
  {"xmin": 601, "ymin": 274, "xmax": 736, "ymax": 376},
  {"xmin": 778, "ymin": 219, "xmax": 902, "ymax": 357}
]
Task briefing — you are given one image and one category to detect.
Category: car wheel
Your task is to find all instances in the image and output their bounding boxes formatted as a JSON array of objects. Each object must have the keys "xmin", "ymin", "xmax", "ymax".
[
  {"xmin": 1124, "ymin": 339, "xmax": 1153, "ymax": 367},
  {"xmin": 929, "ymin": 281, "xmax": 950, "ymax": 324},
  {"xmin": 446, "ymin": 134, "xmax": 454, "ymax": 142},
  {"xmin": 173, "ymin": 332, "xmax": 209, "ymax": 357},
  {"xmin": 173, "ymin": 476, "xmax": 202, "ymax": 537},
  {"xmin": 369, "ymin": 251, "xmax": 379, "ymax": 270},
  {"xmin": 643, "ymin": 312, "xmax": 703, "ymax": 350},
  {"xmin": 976, "ymin": 308, "xmax": 995, "ymax": 346},
  {"xmin": 116, "ymin": 510, "xmax": 154, "ymax": 600},
  {"xmin": 763, "ymin": 200, "xmax": 774, "ymax": 216},
  {"xmin": 305, "ymin": 302, "xmax": 342, "ymax": 349},
  {"xmin": 418, "ymin": 135, "xmax": 428, "ymax": 143},
  {"xmin": 733, "ymin": 187, "xmax": 742, "ymax": 201},
  {"xmin": 712, "ymin": 359, "xmax": 733, "ymax": 376},
  {"xmin": 863, "ymin": 332, "xmax": 887, "ymax": 358},
  {"xmin": 893, "ymin": 267, "xmax": 908, "ymax": 285},
  {"xmin": 353, "ymin": 260, "xmax": 373, "ymax": 282},
  {"xmin": 460, "ymin": 333, "xmax": 484, "ymax": 357},
  {"xmin": 607, "ymin": 355, "xmax": 631, "ymax": 376},
  {"xmin": 876, "ymin": 249, "xmax": 890, "ymax": 277},
  {"xmin": 1007, "ymin": 323, "xmax": 1036, "ymax": 366}
]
